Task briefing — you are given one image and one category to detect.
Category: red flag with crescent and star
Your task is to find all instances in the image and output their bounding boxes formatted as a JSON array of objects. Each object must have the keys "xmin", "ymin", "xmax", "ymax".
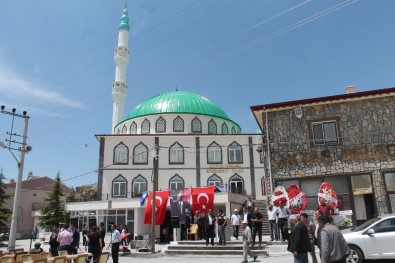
[
  {"xmin": 192, "ymin": 186, "xmax": 216, "ymax": 214},
  {"xmin": 143, "ymin": 190, "xmax": 169, "ymax": 225}
]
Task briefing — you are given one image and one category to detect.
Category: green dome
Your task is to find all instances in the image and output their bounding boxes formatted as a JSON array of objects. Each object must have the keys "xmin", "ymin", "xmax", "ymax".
[{"xmin": 126, "ymin": 90, "xmax": 237, "ymax": 123}]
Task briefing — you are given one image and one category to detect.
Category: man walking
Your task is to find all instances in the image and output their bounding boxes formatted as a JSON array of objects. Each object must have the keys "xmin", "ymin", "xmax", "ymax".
[
  {"xmin": 108, "ymin": 224, "xmax": 121, "ymax": 263},
  {"xmin": 277, "ymin": 201, "xmax": 292, "ymax": 241},
  {"xmin": 251, "ymin": 207, "xmax": 263, "ymax": 246},
  {"xmin": 241, "ymin": 220, "xmax": 257, "ymax": 263},
  {"xmin": 288, "ymin": 214, "xmax": 311, "ymax": 263},
  {"xmin": 318, "ymin": 216, "xmax": 350, "ymax": 263},
  {"xmin": 301, "ymin": 213, "xmax": 318, "ymax": 263}
]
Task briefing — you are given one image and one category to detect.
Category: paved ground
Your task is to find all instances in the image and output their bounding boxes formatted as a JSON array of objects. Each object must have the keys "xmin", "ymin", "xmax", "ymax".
[{"xmin": 2, "ymin": 239, "xmax": 393, "ymax": 263}]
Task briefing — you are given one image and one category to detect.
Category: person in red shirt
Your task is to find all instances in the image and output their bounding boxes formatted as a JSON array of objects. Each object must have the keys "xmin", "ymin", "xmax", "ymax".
[{"xmin": 316, "ymin": 200, "xmax": 334, "ymax": 218}]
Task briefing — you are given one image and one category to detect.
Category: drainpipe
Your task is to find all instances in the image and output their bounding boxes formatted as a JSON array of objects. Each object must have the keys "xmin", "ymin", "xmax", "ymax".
[{"xmin": 265, "ymin": 111, "xmax": 274, "ymax": 195}]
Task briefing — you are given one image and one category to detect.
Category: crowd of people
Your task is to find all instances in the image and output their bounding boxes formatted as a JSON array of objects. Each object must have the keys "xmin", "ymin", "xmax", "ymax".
[{"xmin": 47, "ymin": 222, "xmax": 124, "ymax": 263}]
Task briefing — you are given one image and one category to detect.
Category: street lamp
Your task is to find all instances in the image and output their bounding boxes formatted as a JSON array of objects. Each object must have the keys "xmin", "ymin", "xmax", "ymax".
[{"xmin": 0, "ymin": 105, "xmax": 30, "ymax": 250}]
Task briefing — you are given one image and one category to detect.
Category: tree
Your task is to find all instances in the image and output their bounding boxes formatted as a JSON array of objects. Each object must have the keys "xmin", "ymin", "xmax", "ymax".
[
  {"xmin": 0, "ymin": 169, "xmax": 11, "ymax": 234},
  {"xmin": 38, "ymin": 172, "xmax": 69, "ymax": 230}
]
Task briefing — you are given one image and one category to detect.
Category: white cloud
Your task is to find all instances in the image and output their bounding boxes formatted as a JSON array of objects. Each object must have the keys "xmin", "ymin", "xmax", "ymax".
[{"xmin": 0, "ymin": 65, "xmax": 82, "ymax": 108}]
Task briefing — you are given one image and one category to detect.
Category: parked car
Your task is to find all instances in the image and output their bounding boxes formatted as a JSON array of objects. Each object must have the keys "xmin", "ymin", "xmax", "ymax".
[{"xmin": 342, "ymin": 214, "xmax": 395, "ymax": 263}]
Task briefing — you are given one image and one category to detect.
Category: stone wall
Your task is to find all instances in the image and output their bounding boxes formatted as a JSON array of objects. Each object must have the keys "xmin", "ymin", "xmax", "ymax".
[{"xmin": 265, "ymin": 96, "xmax": 395, "ymax": 214}]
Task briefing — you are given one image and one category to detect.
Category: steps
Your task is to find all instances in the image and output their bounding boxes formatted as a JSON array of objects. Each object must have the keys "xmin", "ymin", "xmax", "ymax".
[{"xmin": 164, "ymin": 240, "xmax": 269, "ymax": 256}]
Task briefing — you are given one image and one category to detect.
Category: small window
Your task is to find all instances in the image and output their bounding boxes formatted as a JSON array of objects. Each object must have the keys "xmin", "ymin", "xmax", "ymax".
[
  {"xmin": 173, "ymin": 116, "xmax": 184, "ymax": 132},
  {"xmin": 221, "ymin": 123, "xmax": 228, "ymax": 134},
  {"xmin": 130, "ymin": 122, "xmax": 137, "ymax": 134},
  {"xmin": 169, "ymin": 174, "xmax": 184, "ymax": 190},
  {"xmin": 114, "ymin": 142, "xmax": 129, "ymax": 164},
  {"xmin": 132, "ymin": 175, "xmax": 147, "ymax": 197},
  {"xmin": 156, "ymin": 117, "xmax": 166, "ymax": 133},
  {"xmin": 112, "ymin": 175, "xmax": 127, "ymax": 197},
  {"xmin": 208, "ymin": 120, "xmax": 217, "ymax": 134},
  {"xmin": 207, "ymin": 142, "xmax": 222, "ymax": 164},
  {"xmin": 311, "ymin": 120, "xmax": 339, "ymax": 146},
  {"xmin": 191, "ymin": 117, "xmax": 202, "ymax": 133},
  {"xmin": 133, "ymin": 143, "xmax": 148, "ymax": 164},
  {"xmin": 208, "ymin": 174, "xmax": 223, "ymax": 186},
  {"xmin": 121, "ymin": 125, "xmax": 127, "ymax": 134},
  {"xmin": 169, "ymin": 142, "xmax": 184, "ymax": 164},
  {"xmin": 228, "ymin": 141, "xmax": 242, "ymax": 163},
  {"xmin": 141, "ymin": 119, "xmax": 150, "ymax": 134},
  {"xmin": 231, "ymin": 127, "xmax": 236, "ymax": 134}
]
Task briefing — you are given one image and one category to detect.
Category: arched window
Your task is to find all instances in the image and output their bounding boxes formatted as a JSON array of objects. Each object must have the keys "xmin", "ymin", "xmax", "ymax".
[
  {"xmin": 112, "ymin": 175, "xmax": 127, "ymax": 197},
  {"xmin": 116, "ymin": 129, "xmax": 120, "ymax": 134},
  {"xmin": 132, "ymin": 175, "xmax": 147, "ymax": 197},
  {"xmin": 231, "ymin": 127, "xmax": 236, "ymax": 134},
  {"xmin": 169, "ymin": 142, "xmax": 184, "ymax": 164},
  {"xmin": 221, "ymin": 123, "xmax": 228, "ymax": 134},
  {"xmin": 121, "ymin": 125, "xmax": 127, "ymax": 134},
  {"xmin": 169, "ymin": 174, "xmax": 184, "ymax": 190},
  {"xmin": 228, "ymin": 141, "xmax": 243, "ymax": 163},
  {"xmin": 229, "ymin": 174, "xmax": 244, "ymax": 195},
  {"xmin": 133, "ymin": 143, "xmax": 148, "ymax": 164},
  {"xmin": 191, "ymin": 117, "xmax": 202, "ymax": 133},
  {"xmin": 173, "ymin": 116, "xmax": 184, "ymax": 132},
  {"xmin": 208, "ymin": 120, "xmax": 217, "ymax": 134},
  {"xmin": 113, "ymin": 142, "xmax": 129, "ymax": 164},
  {"xmin": 141, "ymin": 119, "xmax": 150, "ymax": 134},
  {"xmin": 130, "ymin": 122, "xmax": 137, "ymax": 134},
  {"xmin": 207, "ymin": 142, "xmax": 222, "ymax": 164},
  {"xmin": 208, "ymin": 174, "xmax": 223, "ymax": 186},
  {"xmin": 156, "ymin": 117, "xmax": 166, "ymax": 133}
]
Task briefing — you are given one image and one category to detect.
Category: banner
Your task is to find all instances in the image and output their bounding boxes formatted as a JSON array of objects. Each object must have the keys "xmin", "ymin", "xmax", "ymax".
[
  {"xmin": 192, "ymin": 186, "xmax": 216, "ymax": 214},
  {"xmin": 169, "ymin": 188, "xmax": 191, "ymax": 224},
  {"xmin": 143, "ymin": 190, "xmax": 169, "ymax": 225}
]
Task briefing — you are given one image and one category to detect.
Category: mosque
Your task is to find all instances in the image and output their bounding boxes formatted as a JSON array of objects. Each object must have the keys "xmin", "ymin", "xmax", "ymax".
[{"xmin": 65, "ymin": 7, "xmax": 265, "ymax": 240}]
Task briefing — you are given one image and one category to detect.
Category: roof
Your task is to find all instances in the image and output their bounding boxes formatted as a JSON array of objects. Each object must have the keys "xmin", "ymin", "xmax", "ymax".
[
  {"xmin": 118, "ymin": 8, "xmax": 130, "ymax": 31},
  {"xmin": 123, "ymin": 90, "xmax": 239, "ymax": 127},
  {"xmin": 250, "ymin": 87, "xmax": 395, "ymax": 112},
  {"xmin": 7, "ymin": 176, "xmax": 70, "ymax": 192}
]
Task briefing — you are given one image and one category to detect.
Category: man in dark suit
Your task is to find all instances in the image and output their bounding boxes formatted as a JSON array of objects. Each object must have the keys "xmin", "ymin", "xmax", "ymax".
[
  {"xmin": 288, "ymin": 214, "xmax": 311, "ymax": 263},
  {"xmin": 204, "ymin": 208, "xmax": 216, "ymax": 246},
  {"xmin": 70, "ymin": 222, "xmax": 80, "ymax": 254}
]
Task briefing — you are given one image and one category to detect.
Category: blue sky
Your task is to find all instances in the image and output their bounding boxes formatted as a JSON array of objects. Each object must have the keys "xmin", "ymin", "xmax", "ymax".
[{"xmin": 1, "ymin": 0, "xmax": 395, "ymax": 187}]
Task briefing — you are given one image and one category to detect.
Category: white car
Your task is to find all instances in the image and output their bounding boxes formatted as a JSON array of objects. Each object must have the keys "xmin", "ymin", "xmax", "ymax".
[{"xmin": 342, "ymin": 214, "xmax": 395, "ymax": 263}]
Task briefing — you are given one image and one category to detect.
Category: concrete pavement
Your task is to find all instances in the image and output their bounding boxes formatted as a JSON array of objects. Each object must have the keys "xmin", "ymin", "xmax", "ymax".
[{"xmin": 1, "ymin": 238, "xmax": 297, "ymax": 263}]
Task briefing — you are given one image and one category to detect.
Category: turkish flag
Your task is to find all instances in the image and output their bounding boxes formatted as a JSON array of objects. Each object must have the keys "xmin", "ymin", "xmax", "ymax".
[
  {"xmin": 192, "ymin": 186, "xmax": 216, "ymax": 214},
  {"xmin": 144, "ymin": 190, "xmax": 169, "ymax": 225}
]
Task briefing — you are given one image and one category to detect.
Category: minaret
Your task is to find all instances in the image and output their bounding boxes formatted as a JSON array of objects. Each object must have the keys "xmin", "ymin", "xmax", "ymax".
[{"xmin": 112, "ymin": 6, "xmax": 130, "ymax": 133}]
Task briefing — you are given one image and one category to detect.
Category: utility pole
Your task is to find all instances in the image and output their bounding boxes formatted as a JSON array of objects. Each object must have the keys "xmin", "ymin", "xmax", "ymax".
[
  {"xmin": 151, "ymin": 138, "xmax": 159, "ymax": 253},
  {"xmin": 0, "ymin": 106, "xmax": 30, "ymax": 250}
]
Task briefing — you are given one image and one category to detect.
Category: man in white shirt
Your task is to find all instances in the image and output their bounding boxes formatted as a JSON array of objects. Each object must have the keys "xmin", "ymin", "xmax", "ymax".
[
  {"xmin": 267, "ymin": 205, "xmax": 279, "ymax": 241},
  {"xmin": 231, "ymin": 209, "xmax": 241, "ymax": 240},
  {"xmin": 277, "ymin": 202, "xmax": 292, "ymax": 241},
  {"xmin": 109, "ymin": 224, "xmax": 121, "ymax": 263}
]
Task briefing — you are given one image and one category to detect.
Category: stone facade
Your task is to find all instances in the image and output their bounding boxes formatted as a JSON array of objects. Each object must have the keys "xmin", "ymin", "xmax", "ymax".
[{"xmin": 251, "ymin": 89, "xmax": 395, "ymax": 220}]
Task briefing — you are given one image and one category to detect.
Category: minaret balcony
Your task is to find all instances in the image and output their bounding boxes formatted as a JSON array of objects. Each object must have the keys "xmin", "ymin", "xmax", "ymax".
[
  {"xmin": 112, "ymin": 81, "xmax": 128, "ymax": 94},
  {"xmin": 114, "ymin": 46, "xmax": 130, "ymax": 57}
]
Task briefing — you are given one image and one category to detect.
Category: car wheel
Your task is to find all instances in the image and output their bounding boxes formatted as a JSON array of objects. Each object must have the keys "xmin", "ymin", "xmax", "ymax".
[{"xmin": 347, "ymin": 245, "xmax": 364, "ymax": 263}]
